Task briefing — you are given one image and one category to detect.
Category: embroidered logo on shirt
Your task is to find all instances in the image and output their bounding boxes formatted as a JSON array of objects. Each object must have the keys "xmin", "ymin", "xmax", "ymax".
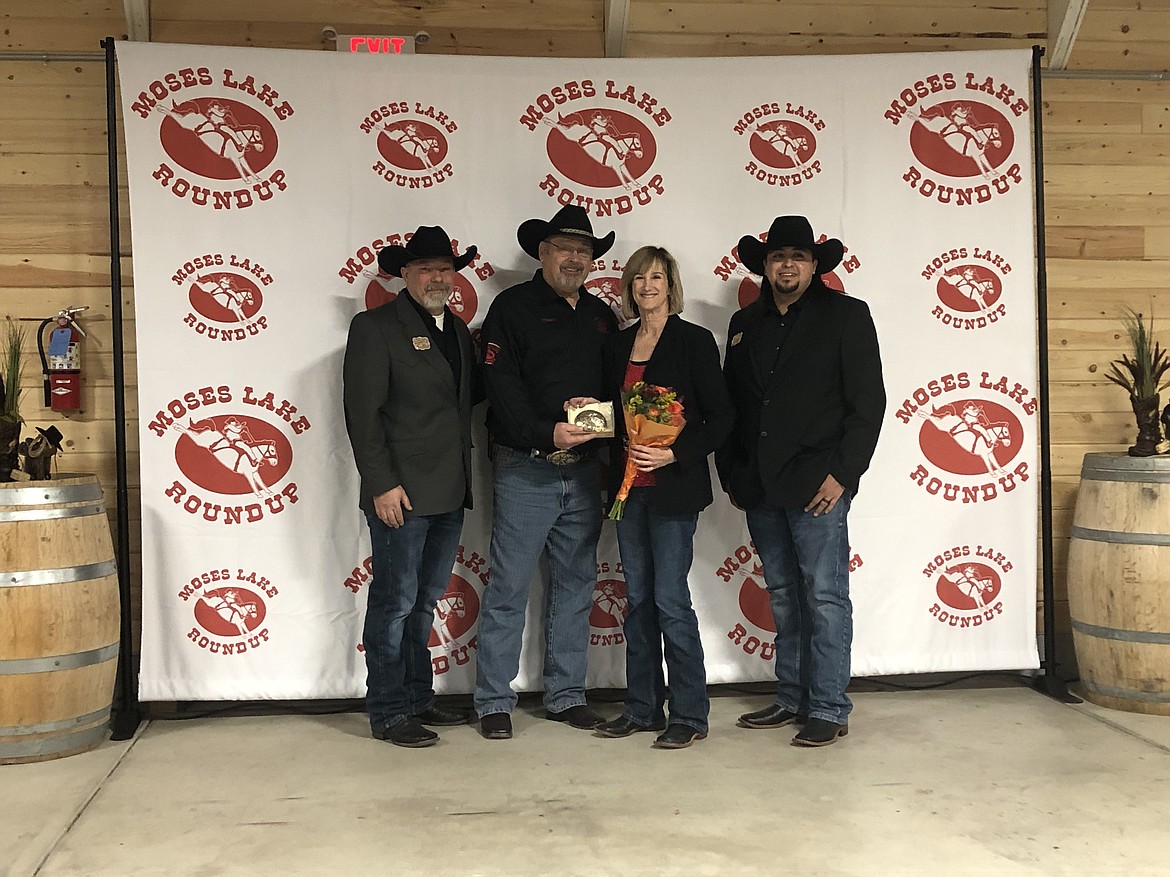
[{"xmin": 412, "ymin": 336, "xmax": 431, "ymax": 351}]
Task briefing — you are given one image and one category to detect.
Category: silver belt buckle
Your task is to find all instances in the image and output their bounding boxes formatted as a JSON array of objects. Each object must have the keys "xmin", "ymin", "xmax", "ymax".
[{"xmin": 544, "ymin": 449, "xmax": 582, "ymax": 466}]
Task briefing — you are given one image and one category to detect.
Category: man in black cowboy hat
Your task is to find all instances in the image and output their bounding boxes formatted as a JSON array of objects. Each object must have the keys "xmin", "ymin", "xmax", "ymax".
[
  {"xmin": 473, "ymin": 205, "xmax": 619, "ymax": 740},
  {"xmin": 343, "ymin": 225, "xmax": 481, "ymax": 748},
  {"xmin": 716, "ymin": 215, "xmax": 885, "ymax": 748}
]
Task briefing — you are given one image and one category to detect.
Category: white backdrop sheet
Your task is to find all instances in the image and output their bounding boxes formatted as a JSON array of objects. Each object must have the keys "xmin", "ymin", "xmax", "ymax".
[{"xmin": 117, "ymin": 42, "xmax": 1041, "ymax": 701}]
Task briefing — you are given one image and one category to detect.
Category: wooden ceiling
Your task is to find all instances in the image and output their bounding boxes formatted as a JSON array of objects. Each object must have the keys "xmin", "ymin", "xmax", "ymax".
[{"xmin": 2, "ymin": 1, "xmax": 1167, "ymax": 71}]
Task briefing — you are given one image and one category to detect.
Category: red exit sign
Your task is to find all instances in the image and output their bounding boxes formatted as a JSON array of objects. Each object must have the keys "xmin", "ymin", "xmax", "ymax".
[{"xmin": 340, "ymin": 35, "xmax": 416, "ymax": 54}]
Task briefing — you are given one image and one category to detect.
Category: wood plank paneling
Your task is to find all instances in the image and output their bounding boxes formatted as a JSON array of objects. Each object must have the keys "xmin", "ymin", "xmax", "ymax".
[
  {"xmin": 1044, "ymin": 100, "xmax": 1146, "ymax": 133},
  {"xmin": 1045, "ymin": 164, "xmax": 1170, "ymax": 195},
  {"xmin": 153, "ymin": 0, "xmax": 603, "ymax": 29},
  {"xmin": 628, "ymin": 2, "xmax": 1043, "ymax": 35},
  {"xmin": 1066, "ymin": 41, "xmax": 1170, "ymax": 70},
  {"xmin": 1046, "ymin": 258, "xmax": 1170, "ymax": 287},
  {"xmin": 0, "ymin": 119, "xmax": 111, "ymax": 155},
  {"xmin": 1046, "ymin": 193, "xmax": 1170, "ymax": 225},
  {"xmin": 1041, "ymin": 133, "xmax": 1170, "ymax": 166},
  {"xmin": 1045, "ymin": 226, "xmax": 1145, "ymax": 259},
  {"xmin": 625, "ymin": 33, "xmax": 1039, "ymax": 57},
  {"xmin": 1148, "ymin": 226, "xmax": 1170, "ymax": 257},
  {"xmin": 0, "ymin": 256, "xmax": 132, "ymax": 287},
  {"xmin": 0, "ymin": 152, "xmax": 128, "ymax": 188},
  {"xmin": 1, "ymin": 18, "xmax": 127, "ymax": 52},
  {"xmin": 1047, "ymin": 287, "xmax": 1170, "ymax": 316},
  {"xmin": 2, "ymin": 187, "xmax": 130, "ymax": 254},
  {"xmin": 4, "ymin": 84, "xmax": 111, "ymax": 121}
]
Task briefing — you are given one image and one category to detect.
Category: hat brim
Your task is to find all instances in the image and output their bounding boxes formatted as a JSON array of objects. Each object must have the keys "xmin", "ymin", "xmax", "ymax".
[
  {"xmin": 35, "ymin": 426, "xmax": 64, "ymax": 452},
  {"xmin": 377, "ymin": 245, "xmax": 477, "ymax": 278},
  {"xmin": 517, "ymin": 219, "xmax": 615, "ymax": 261},
  {"xmin": 737, "ymin": 235, "xmax": 843, "ymax": 277}
]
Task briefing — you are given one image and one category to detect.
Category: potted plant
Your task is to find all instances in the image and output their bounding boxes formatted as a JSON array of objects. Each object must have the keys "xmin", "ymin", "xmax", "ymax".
[
  {"xmin": 0, "ymin": 319, "xmax": 25, "ymax": 480},
  {"xmin": 1106, "ymin": 308, "xmax": 1170, "ymax": 457}
]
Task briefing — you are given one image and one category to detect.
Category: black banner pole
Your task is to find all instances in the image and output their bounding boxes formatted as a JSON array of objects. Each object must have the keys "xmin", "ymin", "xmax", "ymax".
[
  {"xmin": 103, "ymin": 36, "xmax": 144, "ymax": 739},
  {"xmin": 1029, "ymin": 44, "xmax": 1078, "ymax": 704}
]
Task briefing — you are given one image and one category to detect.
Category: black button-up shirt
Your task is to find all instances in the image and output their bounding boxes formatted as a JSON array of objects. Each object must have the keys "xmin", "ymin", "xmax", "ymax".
[
  {"xmin": 480, "ymin": 270, "xmax": 618, "ymax": 451},
  {"xmin": 751, "ymin": 286, "xmax": 807, "ymax": 389}
]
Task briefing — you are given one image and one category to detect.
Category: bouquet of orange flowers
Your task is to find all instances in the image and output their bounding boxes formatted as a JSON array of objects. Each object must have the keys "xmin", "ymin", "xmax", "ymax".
[{"xmin": 608, "ymin": 381, "xmax": 686, "ymax": 520}]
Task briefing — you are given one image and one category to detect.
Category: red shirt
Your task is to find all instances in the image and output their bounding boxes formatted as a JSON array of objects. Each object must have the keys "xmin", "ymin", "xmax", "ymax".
[{"xmin": 622, "ymin": 360, "xmax": 656, "ymax": 488}]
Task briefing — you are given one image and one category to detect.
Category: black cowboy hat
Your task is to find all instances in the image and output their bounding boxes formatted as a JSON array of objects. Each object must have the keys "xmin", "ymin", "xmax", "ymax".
[
  {"xmin": 737, "ymin": 215, "xmax": 843, "ymax": 277},
  {"xmin": 35, "ymin": 425, "xmax": 64, "ymax": 452},
  {"xmin": 377, "ymin": 226, "xmax": 477, "ymax": 278},
  {"xmin": 517, "ymin": 205, "xmax": 615, "ymax": 260}
]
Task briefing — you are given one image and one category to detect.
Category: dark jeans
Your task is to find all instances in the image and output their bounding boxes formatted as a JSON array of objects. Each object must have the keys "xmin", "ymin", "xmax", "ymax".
[
  {"xmin": 363, "ymin": 508, "xmax": 464, "ymax": 733},
  {"xmin": 745, "ymin": 492, "xmax": 853, "ymax": 725},
  {"xmin": 615, "ymin": 489, "xmax": 708, "ymax": 733},
  {"xmin": 473, "ymin": 445, "xmax": 603, "ymax": 716}
]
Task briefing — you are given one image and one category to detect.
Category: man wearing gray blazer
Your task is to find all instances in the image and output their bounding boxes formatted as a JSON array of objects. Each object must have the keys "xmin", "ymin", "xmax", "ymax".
[{"xmin": 343, "ymin": 225, "xmax": 479, "ymax": 748}]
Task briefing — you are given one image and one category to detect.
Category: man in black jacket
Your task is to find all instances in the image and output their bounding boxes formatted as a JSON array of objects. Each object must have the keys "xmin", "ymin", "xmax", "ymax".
[
  {"xmin": 473, "ymin": 205, "xmax": 618, "ymax": 740},
  {"xmin": 343, "ymin": 226, "xmax": 478, "ymax": 748},
  {"xmin": 717, "ymin": 215, "xmax": 885, "ymax": 747}
]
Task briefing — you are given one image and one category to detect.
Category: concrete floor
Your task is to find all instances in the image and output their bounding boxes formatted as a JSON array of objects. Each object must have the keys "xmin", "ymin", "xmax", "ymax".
[{"xmin": 3, "ymin": 683, "xmax": 1169, "ymax": 877}]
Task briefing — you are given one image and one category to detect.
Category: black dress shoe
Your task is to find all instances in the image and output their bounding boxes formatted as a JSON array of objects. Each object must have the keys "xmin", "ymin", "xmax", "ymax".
[
  {"xmin": 737, "ymin": 704, "xmax": 808, "ymax": 729},
  {"xmin": 479, "ymin": 712, "xmax": 513, "ymax": 740},
  {"xmin": 791, "ymin": 718, "xmax": 848, "ymax": 747},
  {"xmin": 652, "ymin": 724, "xmax": 707, "ymax": 749},
  {"xmin": 595, "ymin": 716, "xmax": 666, "ymax": 738},
  {"xmin": 546, "ymin": 704, "xmax": 604, "ymax": 730},
  {"xmin": 373, "ymin": 717, "xmax": 438, "ymax": 748},
  {"xmin": 414, "ymin": 704, "xmax": 470, "ymax": 726}
]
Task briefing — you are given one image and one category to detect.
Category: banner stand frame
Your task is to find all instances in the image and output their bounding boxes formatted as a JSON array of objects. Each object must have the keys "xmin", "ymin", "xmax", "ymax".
[
  {"xmin": 103, "ymin": 36, "xmax": 144, "ymax": 741},
  {"xmin": 94, "ymin": 40, "xmax": 1065, "ymax": 711},
  {"xmin": 1028, "ymin": 44, "xmax": 1078, "ymax": 705}
]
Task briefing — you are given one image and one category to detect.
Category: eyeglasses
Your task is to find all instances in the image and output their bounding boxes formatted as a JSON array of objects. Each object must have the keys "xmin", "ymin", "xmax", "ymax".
[{"xmin": 546, "ymin": 240, "xmax": 594, "ymax": 259}]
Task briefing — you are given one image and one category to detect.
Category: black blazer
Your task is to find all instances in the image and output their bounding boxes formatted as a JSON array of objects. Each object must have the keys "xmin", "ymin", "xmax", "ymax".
[
  {"xmin": 604, "ymin": 314, "xmax": 734, "ymax": 515},
  {"xmin": 716, "ymin": 279, "xmax": 885, "ymax": 509},
  {"xmin": 343, "ymin": 294, "xmax": 475, "ymax": 517}
]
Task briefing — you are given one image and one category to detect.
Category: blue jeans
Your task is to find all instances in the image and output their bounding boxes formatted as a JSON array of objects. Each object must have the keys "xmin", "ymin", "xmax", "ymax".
[
  {"xmin": 745, "ymin": 493, "xmax": 853, "ymax": 725},
  {"xmin": 363, "ymin": 508, "xmax": 464, "ymax": 733},
  {"xmin": 615, "ymin": 489, "xmax": 708, "ymax": 733},
  {"xmin": 474, "ymin": 445, "xmax": 602, "ymax": 716}
]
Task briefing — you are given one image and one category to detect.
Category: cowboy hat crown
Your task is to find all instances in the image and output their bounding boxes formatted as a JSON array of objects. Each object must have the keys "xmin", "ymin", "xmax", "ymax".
[
  {"xmin": 517, "ymin": 205, "xmax": 615, "ymax": 260},
  {"xmin": 737, "ymin": 215, "xmax": 843, "ymax": 277},
  {"xmin": 377, "ymin": 225, "xmax": 477, "ymax": 278}
]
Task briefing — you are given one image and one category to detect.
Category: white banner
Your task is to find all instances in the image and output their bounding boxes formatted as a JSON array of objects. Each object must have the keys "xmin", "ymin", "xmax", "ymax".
[{"xmin": 118, "ymin": 42, "xmax": 1040, "ymax": 701}]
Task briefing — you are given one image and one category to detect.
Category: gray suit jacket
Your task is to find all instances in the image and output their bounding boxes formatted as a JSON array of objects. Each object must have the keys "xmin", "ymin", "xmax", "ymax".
[{"xmin": 343, "ymin": 294, "xmax": 474, "ymax": 517}]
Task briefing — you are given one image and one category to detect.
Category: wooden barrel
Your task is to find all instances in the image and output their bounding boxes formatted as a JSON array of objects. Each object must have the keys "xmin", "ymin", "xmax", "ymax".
[
  {"xmin": 0, "ymin": 474, "xmax": 120, "ymax": 763},
  {"xmin": 1067, "ymin": 453, "xmax": 1170, "ymax": 715}
]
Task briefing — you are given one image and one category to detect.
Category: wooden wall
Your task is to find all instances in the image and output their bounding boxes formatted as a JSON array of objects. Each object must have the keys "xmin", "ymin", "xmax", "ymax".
[{"xmin": 3, "ymin": 0, "xmax": 1168, "ymax": 661}]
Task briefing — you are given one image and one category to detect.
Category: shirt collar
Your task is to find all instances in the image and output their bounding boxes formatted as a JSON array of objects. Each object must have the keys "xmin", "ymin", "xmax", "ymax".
[
  {"xmin": 533, "ymin": 270, "xmax": 588, "ymax": 306},
  {"xmin": 403, "ymin": 288, "xmax": 446, "ymax": 329}
]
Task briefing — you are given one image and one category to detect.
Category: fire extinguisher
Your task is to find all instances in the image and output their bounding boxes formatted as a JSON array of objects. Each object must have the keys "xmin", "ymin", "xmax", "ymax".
[{"xmin": 38, "ymin": 306, "xmax": 88, "ymax": 411}]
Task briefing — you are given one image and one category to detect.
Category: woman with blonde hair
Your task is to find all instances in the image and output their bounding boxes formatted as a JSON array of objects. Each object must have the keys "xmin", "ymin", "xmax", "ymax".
[{"xmin": 596, "ymin": 245, "xmax": 733, "ymax": 749}]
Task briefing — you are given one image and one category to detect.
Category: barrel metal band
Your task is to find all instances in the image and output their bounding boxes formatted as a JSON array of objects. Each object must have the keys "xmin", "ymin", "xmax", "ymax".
[
  {"xmin": 0, "ymin": 707, "xmax": 110, "ymax": 737},
  {"xmin": 2, "ymin": 560, "xmax": 117, "ymax": 588},
  {"xmin": 1070, "ymin": 525, "xmax": 1170, "ymax": 546},
  {"xmin": 0, "ymin": 723, "xmax": 109, "ymax": 760},
  {"xmin": 1080, "ymin": 467, "xmax": 1170, "ymax": 483},
  {"xmin": 0, "ymin": 503, "xmax": 105, "ymax": 523},
  {"xmin": 0, "ymin": 481, "xmax": 103, "ymax": 505},
  {"xmin": 0, "ymin": 643, "xmax": 119, "ymax": 676},
  {"xmin": 1083, "ymin": 679, "xmax": 1170, "ymax": 704},
  {"xmin": 1071, "ymin": 617, "xmax": 1170, "ymax": 644}
]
